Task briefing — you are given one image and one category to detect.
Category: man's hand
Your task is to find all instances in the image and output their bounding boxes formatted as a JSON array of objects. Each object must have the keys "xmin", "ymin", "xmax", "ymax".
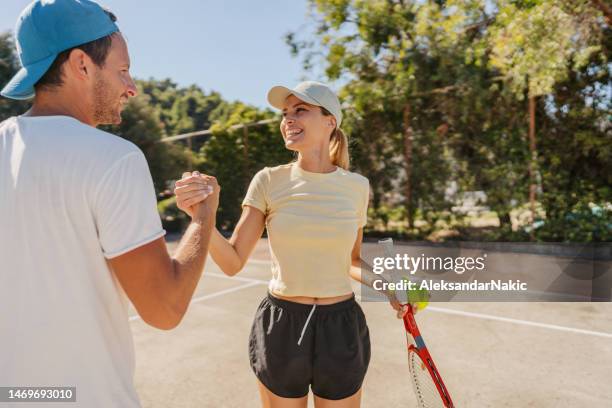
[
  {"xmin": 174, "ymin": 171, "xmax": 220, "ymax": 221},
  {"xmin": 111, "ymin": 170, "xmax": 220, "ymax": 331}
]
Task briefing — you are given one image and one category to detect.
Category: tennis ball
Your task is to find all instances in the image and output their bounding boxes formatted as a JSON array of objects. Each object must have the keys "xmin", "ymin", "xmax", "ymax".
[{"xmin": 406, "ymin": 284, "xmax": 429, "ymax": 311}]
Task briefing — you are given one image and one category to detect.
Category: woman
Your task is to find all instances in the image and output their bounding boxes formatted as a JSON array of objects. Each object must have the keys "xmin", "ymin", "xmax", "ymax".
[{"xmin": 175, "ymin": 81, "xmax": 407, "ymax": 408}]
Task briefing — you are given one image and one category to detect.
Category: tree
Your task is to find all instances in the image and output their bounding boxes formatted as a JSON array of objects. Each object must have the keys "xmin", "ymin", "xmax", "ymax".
[
  {"xmin": 103, "ymin": 87, "xmax": 193, "ymax": 193},
  {"xmin": 138, "ymin": 79, "xmax": 226, "ymax": 134},
  {"xmin": 0, "ymin": 32, "xmax": 30, "ymax": 121},
  {"xmin": 198, "ymin": 103, "xmax": 292, "ymax": 229},
  {"xmin": 488, "ymin": 0, "xmax": 606, "ymax": 234},
  {"xmin": 288, "ymin": 0, "xmax": 513, "ymax": 235},
  {"xmin": 288, "ymin": 0, "xmax": 611, "ymax": 241}
]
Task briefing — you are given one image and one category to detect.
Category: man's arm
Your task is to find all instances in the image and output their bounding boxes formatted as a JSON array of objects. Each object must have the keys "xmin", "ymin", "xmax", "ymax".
[
  {"xmin": 109, "ymin": 173, "xmax": 219, "ymax": 330},
  {"xmin": 174, "ymin": 174, "xmax": 266, "ymax": 276}
]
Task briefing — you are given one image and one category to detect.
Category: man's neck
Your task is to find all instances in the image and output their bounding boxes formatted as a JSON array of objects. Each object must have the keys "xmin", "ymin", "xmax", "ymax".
[{"xmin": 25, "ymin": 92, "xmax": 96, "ymax": 127}]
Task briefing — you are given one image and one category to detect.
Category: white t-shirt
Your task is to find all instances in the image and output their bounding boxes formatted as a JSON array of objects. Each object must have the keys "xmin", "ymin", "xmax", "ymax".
[{"xmin": 0, "ymin": 115, "xmax": 166, "ymax": 407}]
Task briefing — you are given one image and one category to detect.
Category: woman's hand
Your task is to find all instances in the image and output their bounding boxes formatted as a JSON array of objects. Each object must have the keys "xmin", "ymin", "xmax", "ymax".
[
  {"xmin": 386, "ymin": 289, "xmax": 407, "ymax": 319},
  {"xmin": 385, "ymin": 289, "xmax": 422, "ymax": 319},
  {"xmin": 174, "ymin": 171, "xmax": 220, "ymax": 219}
]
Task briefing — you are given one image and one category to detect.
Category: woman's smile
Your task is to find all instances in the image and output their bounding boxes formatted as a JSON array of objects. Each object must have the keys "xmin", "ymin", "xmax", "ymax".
[{"xmin": 284, "ymin": 127, "xmax": 304, "ymax": 142}]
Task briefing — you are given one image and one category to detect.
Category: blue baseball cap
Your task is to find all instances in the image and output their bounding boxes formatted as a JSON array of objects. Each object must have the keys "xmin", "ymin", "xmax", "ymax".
[{"xmin": 1, "ymin": 0, "xmax": 119, "ymax": 100}]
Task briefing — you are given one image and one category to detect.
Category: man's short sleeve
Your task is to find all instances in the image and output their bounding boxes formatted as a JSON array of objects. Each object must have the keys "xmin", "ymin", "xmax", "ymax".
[
  {"xmin": 242, "ymin": 168, "xmax": 269, "ymax": 214},
  {"xmin": 93, "ymin": 151, "xmax": 166, "ymax": 259}
]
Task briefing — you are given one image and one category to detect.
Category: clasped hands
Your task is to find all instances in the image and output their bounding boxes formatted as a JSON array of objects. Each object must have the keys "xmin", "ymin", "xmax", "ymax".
[{"xmin": 174, "ymin": 171, "xmax": 220, "ymax": 219}]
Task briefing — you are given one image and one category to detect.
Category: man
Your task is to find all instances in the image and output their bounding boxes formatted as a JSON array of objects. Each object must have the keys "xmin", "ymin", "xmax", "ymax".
[{"xmin": 0, "ymin": 1, "xmax": 216, "ymax": 406}]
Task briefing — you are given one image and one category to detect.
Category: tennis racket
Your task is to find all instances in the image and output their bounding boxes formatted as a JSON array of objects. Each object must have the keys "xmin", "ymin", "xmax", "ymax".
[
  {"xmin": 403, "ymin": 304, "xmax": 454, "ymax": 408},
  {"xmin": 378, "ymin": 238, "xmax": 454, "ymax": 407}
]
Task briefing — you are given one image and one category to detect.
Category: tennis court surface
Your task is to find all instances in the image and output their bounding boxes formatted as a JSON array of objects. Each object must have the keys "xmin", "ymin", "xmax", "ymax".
[{"xmin": 129, "ymin": 238, "xmax": 612, "ymax": 407}]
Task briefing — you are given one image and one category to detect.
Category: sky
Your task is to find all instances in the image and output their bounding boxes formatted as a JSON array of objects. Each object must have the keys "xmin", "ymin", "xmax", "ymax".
[{"xmin": 1, "ymin": 0, "xmax": 318, "ymax": 108}]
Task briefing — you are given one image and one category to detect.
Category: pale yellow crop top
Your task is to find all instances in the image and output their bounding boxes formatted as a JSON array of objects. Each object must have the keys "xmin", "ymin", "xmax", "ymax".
[{"xmin": 242, "ymin": 163, "xmax": 370, "ymax": 297}]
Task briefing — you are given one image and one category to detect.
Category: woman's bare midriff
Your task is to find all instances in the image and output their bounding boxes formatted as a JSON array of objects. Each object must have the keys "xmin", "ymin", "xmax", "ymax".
[{"xmin": 269, "ymin": 292, "xmax": 354, "ymax": 305}]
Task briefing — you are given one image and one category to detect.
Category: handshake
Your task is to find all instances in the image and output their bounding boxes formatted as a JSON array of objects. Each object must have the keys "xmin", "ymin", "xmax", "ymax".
[{"xmin": 173, "ymin": 171, "xmax": 221, "ymax": 220}]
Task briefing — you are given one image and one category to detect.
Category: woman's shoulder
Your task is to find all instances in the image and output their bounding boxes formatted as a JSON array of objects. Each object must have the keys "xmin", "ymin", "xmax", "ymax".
[
  {"xmin": 266, "ymin": 163, "xmax": 294, "ymax": 174},
  {"xmin": 250, "ymin": 163, "xmax": 293, "ymax": 185},
  {"xmin": 337, "ymin": 168, "xmax": 370, "ymax": 188},
  {"xmin": 254, "ymin": 163, "xmax": 292, "ymax": 178},
  {"xmin": 253, "ymin": 164, "xmax": 369, "ymax": 191}
]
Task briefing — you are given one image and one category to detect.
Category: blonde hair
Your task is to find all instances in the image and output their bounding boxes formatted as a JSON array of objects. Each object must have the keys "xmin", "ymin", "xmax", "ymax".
[
  {"xmin": 329, "ymin": 128, "xmax": 349, "ymax": 170},
  {"xmin": 321, "ymin": 107, "xmax": 349, "ymax": 170}
]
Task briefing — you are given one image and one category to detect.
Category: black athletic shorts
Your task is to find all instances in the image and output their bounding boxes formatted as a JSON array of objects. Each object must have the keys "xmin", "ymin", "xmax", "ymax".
[{"xmin": 248, "ymin": 293, "xmax": 371, "ymax": 400}]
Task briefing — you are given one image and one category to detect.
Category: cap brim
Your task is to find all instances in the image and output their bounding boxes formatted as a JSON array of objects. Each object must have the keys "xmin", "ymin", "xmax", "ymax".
[
  {"xmin": 1, "ymin": 53, "xmax": 57, "ymax": 100},
  {"xmin": 267, "ymin": 85, "xmax": 322, "ymax": 110}
]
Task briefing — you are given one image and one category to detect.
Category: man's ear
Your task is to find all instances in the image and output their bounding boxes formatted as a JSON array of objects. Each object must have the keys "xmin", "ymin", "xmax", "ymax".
[{"xmin": 66, "ymin": 48, "xmax": 93, "ymax": 81}]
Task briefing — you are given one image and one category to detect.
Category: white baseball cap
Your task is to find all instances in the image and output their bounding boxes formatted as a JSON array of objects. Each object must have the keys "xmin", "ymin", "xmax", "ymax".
[{"xmin": 267, "ymin": 81, "xmax": 342, "ymax": 128}]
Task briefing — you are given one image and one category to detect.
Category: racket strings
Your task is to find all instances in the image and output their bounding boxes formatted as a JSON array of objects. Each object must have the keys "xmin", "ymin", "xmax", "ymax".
[{"xmin": 408, "ymin": 350, "xmax": 446, "ymax": 408}]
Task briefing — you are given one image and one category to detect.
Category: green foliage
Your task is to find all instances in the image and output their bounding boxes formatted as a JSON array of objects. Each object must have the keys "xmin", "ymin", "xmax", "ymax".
[
  {"xmin": 157, "ymin": 196, "xmax": 187, "ymax": 233},
  {"xmin": 535, "ymin": 202, "xmax": 611, "ymax": 242},
  {"xmin": 489, "ymin": 0, "xmax": 603, "ymax": 98},
  {"xmin": 197, "ymin": 103, "xmax": 292, "ymax": 230},
  {"xmin": 103, "ymin": 87, "xmax": 193, "ymax": 192},
  {"xmin": 0, "ymin": 32, "xmax": 30, "ymax": 120},
  {"xmin": 137, "ymin": 78, "xmax": 226, "ymax": 154},
  {"xmin": 2, "ymin": 3, "xmax": 610, "ymax": 243},
  {"xmin": 289, "ymin": 0, "xmax": 611, "ymax": 242}
]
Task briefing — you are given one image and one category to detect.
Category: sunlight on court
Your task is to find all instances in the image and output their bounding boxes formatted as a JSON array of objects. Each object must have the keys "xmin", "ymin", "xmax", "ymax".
[{"xmin": 130, "ymin": 239, "xmax": 612, "ymax": 408}]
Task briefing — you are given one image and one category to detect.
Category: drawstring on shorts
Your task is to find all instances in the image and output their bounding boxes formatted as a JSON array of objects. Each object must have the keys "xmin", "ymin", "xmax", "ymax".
[{"xmin": 297, "ymin": 304, "xmax": 317, "ymax": 346}]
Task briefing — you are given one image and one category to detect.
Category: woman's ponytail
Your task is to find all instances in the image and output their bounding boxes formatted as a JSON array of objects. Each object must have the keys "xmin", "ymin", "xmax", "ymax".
[
  {"xmin": 329, "ymin": 128, "xmax": 349, "ymax": 170},
  {"xmin": 320, "ymin": 106, "xmax": 349, "ymax": 170}
]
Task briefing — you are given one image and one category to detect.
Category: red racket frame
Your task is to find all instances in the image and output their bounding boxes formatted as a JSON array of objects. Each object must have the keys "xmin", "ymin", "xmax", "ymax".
[{"xmin": 402, "ymin": 304, "xmax": 455, "ymax": 408}]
